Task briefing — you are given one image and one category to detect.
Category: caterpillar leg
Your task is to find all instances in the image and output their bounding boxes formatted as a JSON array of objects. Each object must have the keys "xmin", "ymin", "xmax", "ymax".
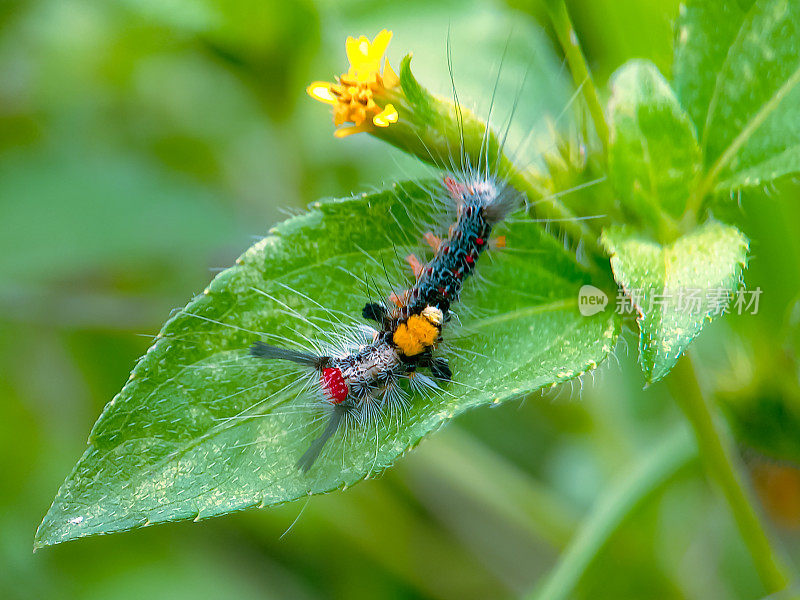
[
  {"xmin": 415, "ymin": 351, "xmax": 452, "ymax": 381},
  {"xmin": 429, "ymin": 358, "xmax": 452, "ymax": 381}
]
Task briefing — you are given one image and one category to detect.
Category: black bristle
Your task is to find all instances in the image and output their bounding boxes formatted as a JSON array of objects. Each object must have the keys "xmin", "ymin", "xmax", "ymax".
[
  {"xmin": 296, "ymin": 405, "xmax": 347, "ymax": 472},
  {"xmin": 483, "ymin": 187, "xmax": 520, "ymax": 225},
  {"xmin": 249, "ymin": 341, "xmax": 325, "ymax": 368},
  {"xmin": 362, "ymin": 302, "xmax": 387, "ymax": 322}
]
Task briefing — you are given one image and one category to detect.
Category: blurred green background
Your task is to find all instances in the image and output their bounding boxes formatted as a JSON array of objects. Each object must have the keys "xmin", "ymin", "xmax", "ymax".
[{"xmin": 3, "ymin": 0, "xmax": 800, "ymax": 598}]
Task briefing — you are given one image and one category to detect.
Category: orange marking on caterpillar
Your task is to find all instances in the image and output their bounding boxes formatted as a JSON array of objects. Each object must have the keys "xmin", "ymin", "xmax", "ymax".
[
  {"xmin": 492, "ymin": 235, "xmax": 506, "ymax": 249},
  {"xmin": 423, "ymin": 232, "xmax": 442, "ymax": 252},
  {"xmin": 405, "ymin": 253, "xmax": 424, "ymax": 277},
  {"xmin": 389, "ymin": 291, "xmax": 406, "ymax": 308},
  {"xmin": 443, "ymin": 176, "xmax": 465, "ymax": 199}
]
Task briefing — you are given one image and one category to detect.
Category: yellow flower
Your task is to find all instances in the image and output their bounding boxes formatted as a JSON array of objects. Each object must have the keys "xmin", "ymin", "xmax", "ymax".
[
  {"xmin": 346, "ymin": 29, "xmax": 392, "ymax": 81},
  {"xmin": 307, "ymin": 29, "xmax": 400, "ymax": 137}
]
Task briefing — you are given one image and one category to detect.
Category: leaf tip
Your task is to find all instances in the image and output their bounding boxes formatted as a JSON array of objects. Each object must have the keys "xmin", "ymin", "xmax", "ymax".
[{"xmin": 33, "ymin": 514, "xmax": 58, "ymax": 551}]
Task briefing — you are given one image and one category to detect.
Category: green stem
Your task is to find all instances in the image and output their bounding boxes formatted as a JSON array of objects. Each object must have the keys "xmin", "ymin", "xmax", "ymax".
[
  {"xmin": 496, "ymin": 155, "xmax": 616, "ymax": 285},
  {"xmin": 501, "ymin": 158, "xmax": 604, "ymax": 258},
  {"xmin": 527, "ymin": 427, "xmax": 696, "ymax": 600},
  {"xmin": 667, "ymin": 355, "xmax": 792, "ymax": 593},
  {"xmin": 545, "ymin": 0, "xmax": 610, "ymax": 153}
]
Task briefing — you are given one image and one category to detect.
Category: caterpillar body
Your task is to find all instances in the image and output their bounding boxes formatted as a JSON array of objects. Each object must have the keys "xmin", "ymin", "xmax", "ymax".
[
  {"xmin": 368, "ymin": 175, "xmax": 517, "ymax": 324},
  {"xmin": 250, "ymin": 171, "xmax": 519, "ymax": 471}
]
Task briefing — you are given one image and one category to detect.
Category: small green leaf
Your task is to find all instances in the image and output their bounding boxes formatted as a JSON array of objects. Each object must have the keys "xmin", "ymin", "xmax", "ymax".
[
  {"xmin": 602, "ymin": 222, "xmax": 748, "ymax": 383},
  {"xmin": 36, "ymin": 183, "xmax": 619, "ymax": 547},
  {"xmin": 608, "ymin": 60, "xmax": 701, "ymax": 230},
  {"xmin": 715, "ymin": 142, "xmax": 800, "ymax": 192},
  {"xmin": 674, "ymin": 0, "xmax": 800, "ymax": 191},
  {"xmin": 398, "ymin": 54, "xmax": 434, "ymax": 117}
]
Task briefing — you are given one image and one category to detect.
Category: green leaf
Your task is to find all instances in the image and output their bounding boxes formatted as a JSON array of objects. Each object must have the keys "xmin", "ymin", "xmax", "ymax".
[
  {"xmin": 674, "ymin": 0, "xmax": 800, "ymax": 191},
  {"xmin": 36, "ymin": 183, "xmax": 619, "ymax": 547},
  {"xmin": 602, "ymin": 222, "xmax": 748, "ymax": 383},
  {"xmin": 672, "ymin": 0, "xmax": 755, "ymax": 136},
  {"xmin": 608, "ymin": 60, "xmax": 701, "ymax": 230}
]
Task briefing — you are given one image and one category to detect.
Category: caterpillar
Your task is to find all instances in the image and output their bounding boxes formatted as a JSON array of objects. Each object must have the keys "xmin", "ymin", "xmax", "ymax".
[{"xmin": 250, "ymin": 170, "xmax": 519, "ymax": 471}]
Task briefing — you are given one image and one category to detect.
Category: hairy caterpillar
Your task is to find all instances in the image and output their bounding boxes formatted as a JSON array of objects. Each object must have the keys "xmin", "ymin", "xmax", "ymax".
[
  {"xmin": 245, "ymin": 27, "xmax": 589, "ymax": 473},
  {"xmin": 250, "ymin": 170, "xmax": 519, "ymax": 471}
]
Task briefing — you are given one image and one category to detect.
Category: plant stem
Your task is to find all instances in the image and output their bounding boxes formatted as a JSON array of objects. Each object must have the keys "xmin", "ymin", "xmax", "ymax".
[
  {"xmin": 492, "ymin": 155, "xmax": 615, "ymax": 286},
  {"xmin": 527, "ymin": 427, "xmax": 695, "ymax": 600},
  {"xmin": 545, "ymin": 0, "xmax": 610, "ymax": 153},
  {"xmin": 667, "ymin": 354, "xmax": 792, "ymax": 594},
  {"xmin": 502, "ymin": 160, "xmax": 603, "ymax": 256}
]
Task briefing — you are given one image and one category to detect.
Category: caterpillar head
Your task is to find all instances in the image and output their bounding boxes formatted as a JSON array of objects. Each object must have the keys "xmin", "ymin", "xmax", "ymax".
[{"xmin": 421, "ymin": 305, "xmax": 443, "ymax": 326}]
